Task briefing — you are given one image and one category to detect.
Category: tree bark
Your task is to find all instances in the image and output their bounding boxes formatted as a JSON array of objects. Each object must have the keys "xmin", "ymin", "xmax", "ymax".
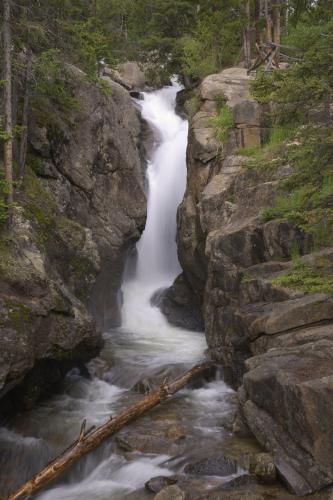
[
  {"xmin": 273, "ymin": 0, "xmax": 281, "ymax": 63},
  {"xmin": 8, "ymin": 361, "xmax": 213, "ymax": 500},
  {"xmin": 2, "ymin": 0, "xmax": 14, "ymax": 224},
  {"xmin": 19, "ymin": 49, "xmax": 32, "ymax": 179},
  {"xmin": 243, "ymin": 0, "xmax": 251, "ymax": 69},
  {"xmin": 264, "ymin": 0, "xmax": 273, "ymax": 43}
]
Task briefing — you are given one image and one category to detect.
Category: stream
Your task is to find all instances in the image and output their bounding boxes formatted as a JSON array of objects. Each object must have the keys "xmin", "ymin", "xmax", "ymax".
[{"xmin": 0, "ymin": 82, "xmax": 245, "ymax": 499}]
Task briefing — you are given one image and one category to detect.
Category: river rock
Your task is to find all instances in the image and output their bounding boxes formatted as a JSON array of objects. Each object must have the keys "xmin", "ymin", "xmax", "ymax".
[
  {"xmin": 151, "ymin": 274, "xmax": 204, "ymax": 331},
  {"xmin": 116, "ymin": 429, "xmax": 185, "ymax": 456},
  {"xmin": 145, "ymin": 476, "xmax": 179, "ymax": 493},
  {"xmin": 154, "ymin": 485, "xmax": 186, "ymax": 500},
  {"xmin": 184, "ymin": 454, "xmax": 237, "ymax": 477},
  {"xmin": 249, "ymin": 453, "xmax": 276, "ymax": 484}
]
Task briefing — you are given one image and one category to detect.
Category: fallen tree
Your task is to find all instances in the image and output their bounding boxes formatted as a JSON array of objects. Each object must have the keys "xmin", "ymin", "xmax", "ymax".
[{"xmin": 8, "ymin": 361, "xmax": 213, "ymax": 500}]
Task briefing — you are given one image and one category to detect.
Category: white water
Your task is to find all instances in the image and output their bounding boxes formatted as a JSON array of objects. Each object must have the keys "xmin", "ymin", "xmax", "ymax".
[
  {"xmin": 0, "ymin": 82, "xmax": 237, "ymax": 499},
  {"xmin": 119, "ymin": 82, "xmax": 205, "ymax": 368}
]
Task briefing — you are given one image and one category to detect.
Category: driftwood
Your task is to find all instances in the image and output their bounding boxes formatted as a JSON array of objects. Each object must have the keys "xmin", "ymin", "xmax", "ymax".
[{"xmin": 8, "ymin": 361, "xmax": 213, "ymax": 500}]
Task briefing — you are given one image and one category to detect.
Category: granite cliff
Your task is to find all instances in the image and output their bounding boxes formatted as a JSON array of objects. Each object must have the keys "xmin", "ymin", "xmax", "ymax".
[
  {"xmin": 0, "ymin": 67, "xmax": 147, "ymax": 413},
  {"xmin": 173, "ymin": 67, "xmax": 333, "ymax": 496}
]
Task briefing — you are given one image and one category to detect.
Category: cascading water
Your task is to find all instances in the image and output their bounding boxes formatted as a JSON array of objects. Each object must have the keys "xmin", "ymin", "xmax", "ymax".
[
  {"xmin": 121, "ymin": 82, "xmax": 189, "ymax": 335},
  {"xmin": 0, "ymin": 82, "xmax": 237, "ymax": 500}
]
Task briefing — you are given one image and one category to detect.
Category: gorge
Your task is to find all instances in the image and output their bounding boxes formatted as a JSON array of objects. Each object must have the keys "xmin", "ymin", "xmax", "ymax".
[{"xmin": 1, "ymin": 2, "xmax": 333, "ymax": 496}]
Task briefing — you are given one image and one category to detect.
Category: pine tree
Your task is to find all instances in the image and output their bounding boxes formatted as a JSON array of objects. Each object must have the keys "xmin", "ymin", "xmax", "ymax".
[{"xmin": 2, "ymin": 0, "xmax": 14, "ymax": 226}]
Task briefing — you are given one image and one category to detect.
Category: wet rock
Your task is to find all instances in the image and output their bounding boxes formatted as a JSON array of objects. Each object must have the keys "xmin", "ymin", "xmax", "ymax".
[
  {"xmin": 132, "ymin": 377, "xmax": 154, "ymax": 394},
  {"xmin": 154, "ymin": 485, "xmax": 186, "ymax": 500},
  {"xmin": 243, "ymin": 400, "xmax": 332, "ymax": 495},
  {"xmin": 151, "ymin": 274, "xmax": 204, "ymax": 332},
  {"xmin": 130, "ymin": 91, "xmax": 144, "ymax": 100},
  {"xmin": 249, "ymin": 453, "xmax": 276, "ymax": 484},
  {"xmin": 165, "ymin": 424, "xmax": 186, "ymax": 441},
  {"xmin": 116, "ymin": 429, "xmax": 185, "ymax": 455},
  {"xmin": 145, "ymin": 476, "xmax": 179, "ymax": 494},
  {"xmin": 220, "ymin": 474, "xmax": 258, "ymax": 489},
  {"xmin": 184, "ymin": 454, "xmax": 237, "ymax": 477}
]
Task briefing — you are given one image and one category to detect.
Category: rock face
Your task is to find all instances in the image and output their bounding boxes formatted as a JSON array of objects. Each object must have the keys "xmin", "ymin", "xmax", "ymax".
[
  {"xmin": 151, "ymin": 274, "xmax": 204, "ymax": 331},
  {"xmin": 31, "ymin": 67, "xmax": 146, "ymax": 329},
  {"xmin": 0, "ymin": 68, "xmax": 146, "ymax": 411},
  {"xmin": 104, "ymin": 61, "xmax": 146, "ymax": 91},
  {"xmin": 176, "ymin": 67, "xmax": 333, "ymax": 494}
]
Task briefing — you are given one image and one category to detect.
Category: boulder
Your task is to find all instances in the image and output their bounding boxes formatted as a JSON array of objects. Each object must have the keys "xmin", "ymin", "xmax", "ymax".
[
  {"xmin": 145, "ymin": 476, "xmax": 179, "ymax": 494},
  {"xmin": 151, "ymin": 274, "xmax": 204, "ymax": 331},
  {"xmin": 154, "ymin": 485, "xmax": 186, "ymax": 500},
  {"xmin": 104, "ymin": 61, "xmax": 146, "ymax": 90},
  {"xmin": 184, "ymin": 454, "xmax": 237, "ymax": 477}
]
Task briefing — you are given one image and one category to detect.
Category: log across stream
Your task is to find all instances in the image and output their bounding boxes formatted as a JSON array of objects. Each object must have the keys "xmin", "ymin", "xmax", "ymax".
[{"xmin": 8, "ymin": 363, "xmax": 214, "ymax": 499}]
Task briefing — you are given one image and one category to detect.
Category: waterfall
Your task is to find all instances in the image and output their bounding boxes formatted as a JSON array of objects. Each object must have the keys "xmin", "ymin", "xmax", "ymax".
[{"xmin": 120, "ymin": 81, "xmax": 189, "ymax": 336}]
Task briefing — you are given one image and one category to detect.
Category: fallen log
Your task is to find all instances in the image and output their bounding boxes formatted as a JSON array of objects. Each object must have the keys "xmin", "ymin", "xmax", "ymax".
[{"xmin": 8, "ymin": 361, "xmax": 213, "ymax": 500}]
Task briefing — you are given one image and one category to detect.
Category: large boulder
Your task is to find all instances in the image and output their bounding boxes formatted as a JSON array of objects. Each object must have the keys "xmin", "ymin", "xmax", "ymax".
[{"xmin": 104, "ymin": 61, "xmax": 146, "ymax": 90}]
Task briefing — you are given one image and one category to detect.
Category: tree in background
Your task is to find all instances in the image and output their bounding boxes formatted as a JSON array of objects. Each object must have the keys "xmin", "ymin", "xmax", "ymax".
[{"xmin": 2, "ymin": 0, "xmax": 14, "ymax": 225}]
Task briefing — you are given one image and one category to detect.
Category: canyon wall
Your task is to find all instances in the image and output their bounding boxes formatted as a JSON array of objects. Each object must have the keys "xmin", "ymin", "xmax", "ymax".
[
  {"xmin": 176, "ymin": 68, "xmax": 333, "ymax": 495},
  {"xmin": 0, "ymin": 68, "xmax": 147, "ymax": 412}
]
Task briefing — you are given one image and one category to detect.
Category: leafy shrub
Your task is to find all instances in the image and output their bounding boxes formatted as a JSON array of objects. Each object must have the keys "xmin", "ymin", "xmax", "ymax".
[
  {"xmin": 272, "ymin": 260, "xmax": 333, "ymax": 296},
  {"xmin": 210, "ymin": 104, "xmax": 234, "ymax": 143}
]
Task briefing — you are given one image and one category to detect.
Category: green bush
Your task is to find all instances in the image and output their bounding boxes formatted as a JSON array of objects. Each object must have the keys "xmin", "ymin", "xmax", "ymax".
[
  {"xmin": 210, "ymin": 104, "xmax": 234, "ymax": 143},
  {"xmin": 272, "ymin": 260, "xmax": 333, "ymax": 296}
]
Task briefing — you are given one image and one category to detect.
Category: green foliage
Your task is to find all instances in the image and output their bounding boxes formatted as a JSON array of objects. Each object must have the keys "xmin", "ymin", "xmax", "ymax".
[
  {"xmin": 184, "ymin": 95, "xmax": 201, "ymax": 120},
  {"xmin": 0, "ymin": 168, "xmax": 11, "ymax": 226},
  {"xmin": 261, "ymin": 127, "xmax": 333, "ymax": 248},
  {"xmin": 240, "ymin": 124, "xmax": 294, "ymax": 171},
  {"xmin": 22, "ymin": 167, "xmax": 59, "ymax": 244},
  {"xmin": 32, "ymin": 49, "xmax": 79, "ymax": 122},
  {"xmin": 272, "ymin": 260, "xmax": 333, "ymax": 296},
  {"xmin": 180, "ymin": 36, "xmax": 217, "ymax": 80},
  {"xmin": 210, "ymin": 104, "xmax": 234, "ymax": 143},
  {"xmin": 180, "ymin": 2, "xmax": 243, "ymax": 79},
  {"xmin": 252, "ymin": 16, "xmax": 333, "ymax": 125}
]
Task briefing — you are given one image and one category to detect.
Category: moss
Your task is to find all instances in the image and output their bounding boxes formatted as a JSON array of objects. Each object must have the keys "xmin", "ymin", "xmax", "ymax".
[
  {"xmin": 0, "ymin": 234, "xmax": 17, "ymax": 278},
  {"xmin": 184, "ymin": 95, "xmax": 201, "ymax": 120},
  {"xmin": 21, "ymin": 167, "xmax": 58, "ymax": 245},
  {"xmin": 0, "ymin": 300, "xmax": 33, "ymax": 331},
  {"xmin": 272, "ymin": 260, "xmax": 333, "ymax": 296},
  {"xmin": 55, "ymin": 216, "xmax": 86, "ymax": 250}
]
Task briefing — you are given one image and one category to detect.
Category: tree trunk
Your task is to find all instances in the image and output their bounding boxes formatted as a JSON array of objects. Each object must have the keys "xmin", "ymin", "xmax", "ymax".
[
  {"xmin": 273, "ymin": 0, "xmax": 281, "ymax": 62},
  {"xmin": 264, "ymin": 0, "xmax": 273, "ymax": 43},
  {"xmin": 19, "ymin": 50, "xmax": 32, "ymax": 179},
  {"xmin": 2, "ymin": 0, "xmax": 14, "ymax": 224},
  {"xmin": 254, "ymin": 0, "xmax": 262, "ymax": 45},
  {"xmin": 8, "ymin": 361, "xmax": 213, "ymax": 500},
  {"xmin": 243, "ymin": 0, "xmax": 251, "ymax": 69}
]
